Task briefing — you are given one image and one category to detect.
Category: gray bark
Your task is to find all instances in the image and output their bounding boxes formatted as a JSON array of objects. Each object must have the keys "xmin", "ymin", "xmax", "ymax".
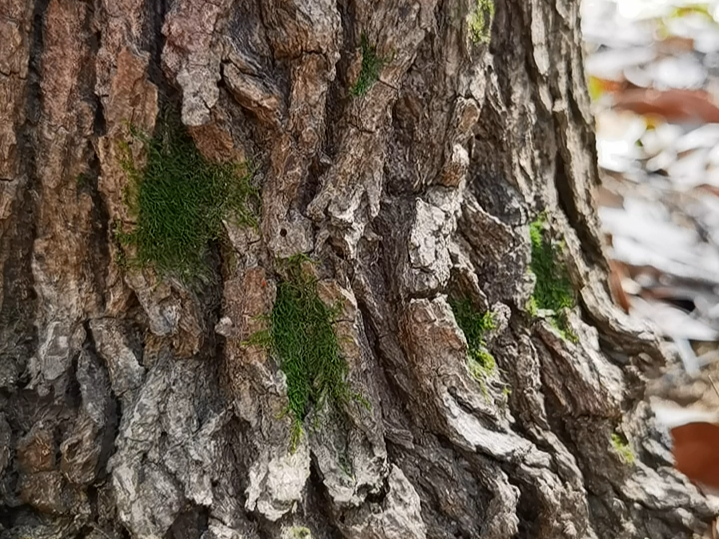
[{"xmin": 0, "ymin": 0, "xmax": 715, "ymax": 538}]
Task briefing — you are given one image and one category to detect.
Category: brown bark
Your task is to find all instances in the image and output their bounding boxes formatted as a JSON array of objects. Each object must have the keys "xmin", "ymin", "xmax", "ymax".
[{"xmin": 0, "ymin": 0, "xmax": 715, "ymax": 538}]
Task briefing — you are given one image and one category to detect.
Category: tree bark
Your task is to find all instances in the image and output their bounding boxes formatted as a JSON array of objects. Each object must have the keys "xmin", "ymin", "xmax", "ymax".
[{"xmin": 0, "ymin": 0, "xmax": 715, "ymax": 538}]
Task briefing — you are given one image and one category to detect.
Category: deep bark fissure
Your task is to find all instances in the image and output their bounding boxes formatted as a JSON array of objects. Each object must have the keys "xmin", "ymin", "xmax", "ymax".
[{"xmin": 27, "ymin": 0, "xmax": 50, "ymax": 125}]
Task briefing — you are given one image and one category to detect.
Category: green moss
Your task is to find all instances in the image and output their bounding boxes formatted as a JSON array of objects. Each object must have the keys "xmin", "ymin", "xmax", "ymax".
[
  {"xmin": 468, "ymin": 0, "xmax": 495, "ymax": 44},
  {"xmin": 529, "ymin": 212, "xmax": 578, "ymax": 342},
  {"xmin": 289, "ymin": 527, "xmax": 312, "ymax": 539},
  {"xmin": 75, "ymin": 172, "xmax": 92, "ymax": 189},
  {"xmin": 449, "ymin": 298, "xmax": 497, "ymax": 386},
  {"xmin": 611, "ymin": 432, "xmax": 635, "ymax": 465},
  {"xmin": 253, "ymin": 257, "xmax": 355, "ymax": 451},
  {"xmin": 117, "ymin": 115, "xmax": 258, "ymax": 283},
  {"xmin": 350, "ymin": 34, "xmax": 386, "ymax": 97},
  {"xmin": 526, "ymin": 295, "xmax": 538, "ymax": 317}
]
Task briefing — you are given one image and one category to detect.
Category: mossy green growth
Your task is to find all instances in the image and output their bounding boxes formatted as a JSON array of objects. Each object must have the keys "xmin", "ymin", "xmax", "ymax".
[
  {"xmin": 289, "ymin": 527, "xmax": 312, "ymax": 539},
  {"xmin": 253, "ymin": 257, "xmax": 354, "ymax": 450},
  {"xmin": 468, "ymin": 0, "xmax": 495, "ymax": 44},
  {"xmin": 75, "ymin": 172, "xmax": 93, "ymax": 189},
  {"xmin": 529, "ymin": 212, "xmax": 578, "ymax": 342},
  {"xmin": 350, "ymin": 34, "xmax": 386, "ymax": 97},
  {"xmin": 117, "ymin": 117, "xmax": 258, "ymax": 283},
  {"xmin": 611, "ymin": 432, "xmax": 635, "ymax": 465},
  {"xmin": 449, "ymin": 298, "xmax": 496, "ymax": 383}
]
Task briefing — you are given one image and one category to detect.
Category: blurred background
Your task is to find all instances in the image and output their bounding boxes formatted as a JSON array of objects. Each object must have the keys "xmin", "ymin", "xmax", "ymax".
[{"xmin": 582, "ymin": 0, "xmax": 719, "ymax": 414}]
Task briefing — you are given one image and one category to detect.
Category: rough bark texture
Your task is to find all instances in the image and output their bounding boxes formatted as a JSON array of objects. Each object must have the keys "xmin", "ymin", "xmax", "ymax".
[{"xmin": 0, "ymin": 0, "xmax": 716, "ymax": 538}]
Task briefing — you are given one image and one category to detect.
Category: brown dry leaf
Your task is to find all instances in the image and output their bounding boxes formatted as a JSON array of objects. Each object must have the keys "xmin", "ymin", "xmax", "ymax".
[
  {"xmin": 671, "ymin": 422, "xmax": 719, "ymax": 494},
  {"xmin": 594, "ymin": 185, "xmax": 624, "ymax": 208},
  {"xmin": 588, "ymin": 75, "xmax": 626, "ymax": 100},
  {"xmin": 608, "ymin": 258, "xmax": 631, "ymax": 313},
  {"xmin": 695, "ymin": 184, "xmax": 719, "ymax": 197},
  {"xmin": 657, "ymin": 35, "xmax": 696, "ymax": 54},
  {"xmin": 613, "ymin": 88, "xmax": 719, "ymax": 123}
]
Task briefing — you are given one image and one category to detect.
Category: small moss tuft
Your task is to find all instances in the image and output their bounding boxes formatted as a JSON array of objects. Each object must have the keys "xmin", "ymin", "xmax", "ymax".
[
  {"xmin": 117, "ymin": 114, "xmax": 258, "ymax": 283},
  {"xmin": 611, "ymin": 432, "xmax": 635, "ymax": 465},
  {"xmin": 75, "ymin": 172, "xmax": 93, "ymax": 189},
  {"xmin": 449, "ymin": 298, "xmax": 496, "ymax": 386},
  {"xmin": 529, "ymin": 212, "xmax": 578, "ymax": 342},
  {"xmin": 290, "ymin": 527, "xmax": 312, "ymax": 539},
  {"xmin": 350, "ymin": 34, "xmax": 386, "ymax": 97},
  {"xmin": 256, "ymin": 257, "xmax": 355, "ymax": 450},
  {"xmin": 468, "ymin": 0, "xmax": 495, "ymax": 44}
]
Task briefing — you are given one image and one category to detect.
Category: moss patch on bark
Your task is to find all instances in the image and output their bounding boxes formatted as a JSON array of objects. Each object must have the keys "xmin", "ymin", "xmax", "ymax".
[
  {"xmin": 611, "ymin": 432, "xmax": 635, "ymax": 465},
  {"xmin": 350, "ymin": 34, "xmax": 386, "ymax": 96},
  {"xmin": 450, "ymin": 297, "xmax": 497, "ymax": 388},
  {"xmin": 529, "ymin": 212, "xmax": 578, "ymax": 342},
  {"xmin": 468, "ymin": 0, "xmax": 495, "ymax": 43},
  {"xmin": 118, "ymin": 116, "xmax": 258, "ymax": 283},
  {"xmin": 248, "ymin": 257, "xmax": 356, "ymax": 451}
]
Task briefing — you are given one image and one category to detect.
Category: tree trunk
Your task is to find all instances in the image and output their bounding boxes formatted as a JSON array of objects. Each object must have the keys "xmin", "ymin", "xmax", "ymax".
[{"xmin": 1, "ymin": 0, "xmax": 715, "ymax": 538}]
